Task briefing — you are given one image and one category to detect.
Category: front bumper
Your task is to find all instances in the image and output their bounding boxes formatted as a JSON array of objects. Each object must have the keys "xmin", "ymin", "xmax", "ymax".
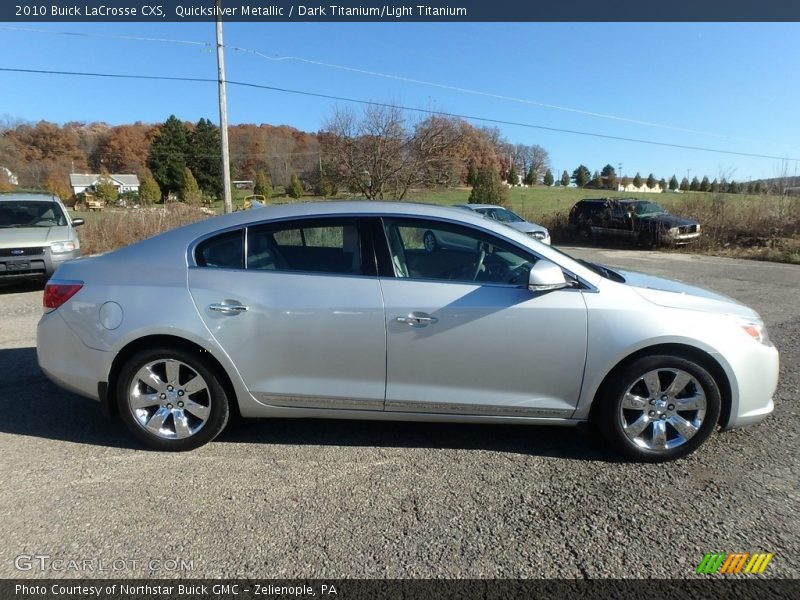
[
  {"xmin": 0, "ymin": 247, "xmax": 80, "ymax": 280},
  {"xmin": 37, "ymin": 309, "xmax": 113, "ymax": 402},
  {"xmin": 721, "ymin": 341, "xmax": 779, "ymax": 429}
]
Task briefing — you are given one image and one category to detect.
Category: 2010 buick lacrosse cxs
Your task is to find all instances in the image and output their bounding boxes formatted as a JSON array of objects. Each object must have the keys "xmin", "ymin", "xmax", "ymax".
[{"xmin": 36, "ymin": 202, "xmax": 779, "ymax": 461}]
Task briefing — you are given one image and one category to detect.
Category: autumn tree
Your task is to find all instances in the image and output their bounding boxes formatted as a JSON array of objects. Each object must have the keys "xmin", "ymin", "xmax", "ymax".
[
  {"xmin": 98, "ymin": 124, "xmax": 154, "ymax": 173},
  {"xmin": 148, "ymin": 115, "xmax": 188, "ymax": 200}
]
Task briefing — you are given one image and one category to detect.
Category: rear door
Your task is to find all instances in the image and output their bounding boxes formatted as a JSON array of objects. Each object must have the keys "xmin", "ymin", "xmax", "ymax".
[{"xmin": 187, "ymin": 217, "xmax": 387, "ymax": 410}]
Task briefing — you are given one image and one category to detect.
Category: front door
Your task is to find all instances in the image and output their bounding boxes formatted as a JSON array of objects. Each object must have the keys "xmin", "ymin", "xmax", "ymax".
[{"xmin": 378, "ymin": 217, "xmax": 588, "ymax": 418}]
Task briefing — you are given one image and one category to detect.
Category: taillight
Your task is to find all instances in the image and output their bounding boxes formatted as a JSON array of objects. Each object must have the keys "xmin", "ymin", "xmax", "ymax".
[{"xmin": 43, "ymin": 280, "xmax": 84, "ymax": 312}]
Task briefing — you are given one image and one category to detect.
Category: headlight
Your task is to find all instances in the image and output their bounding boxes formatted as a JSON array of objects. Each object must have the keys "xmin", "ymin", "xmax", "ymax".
[
  {"xmin": 50, "ymin": 241, "xmax": 77, "ymax": 254},
  {"xmin": 529, "ymin": 231, "xmax": 549, "ymax": 241},
  {"xmin": 738, "ymin": 319, "xmax": 771, "ymax": 346}
]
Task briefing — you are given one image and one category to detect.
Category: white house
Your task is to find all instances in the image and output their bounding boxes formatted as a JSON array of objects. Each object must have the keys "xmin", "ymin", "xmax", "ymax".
[
  {"xmin": 69, "ymin": 173, "xmax": 140, "ymax": 196},
  {"xmin": 617, "ymin": 180, "xmax": 663, "ymax": 194}
]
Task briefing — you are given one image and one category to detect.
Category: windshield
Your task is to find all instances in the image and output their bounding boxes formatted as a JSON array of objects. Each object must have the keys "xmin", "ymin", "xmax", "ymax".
[
  {"xmin": 0, "ymin": 201, "xmax": 68, "ymax": 228},
  {"xmin": 492, "ymin": 208, "xmax": 525, "ymax": 223},
  {"xmin": 628, "ymin": 201, "xmax": 667, "ymax": 217}
]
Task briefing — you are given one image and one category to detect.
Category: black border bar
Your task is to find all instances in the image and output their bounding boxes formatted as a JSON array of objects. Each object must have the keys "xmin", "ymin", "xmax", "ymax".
[
  {"xmin": 3, "ymin": 579, "xmax": 800, "ymax": 600},
  {"xmin": 3, "ymin": 1, "xmax": 800, "ymax": 22}
]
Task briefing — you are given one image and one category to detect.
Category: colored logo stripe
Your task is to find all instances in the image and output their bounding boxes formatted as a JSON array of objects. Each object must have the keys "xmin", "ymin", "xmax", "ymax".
[{"xmin": 697, "ymin": 552, "xmax": 773, "ymax": 574}]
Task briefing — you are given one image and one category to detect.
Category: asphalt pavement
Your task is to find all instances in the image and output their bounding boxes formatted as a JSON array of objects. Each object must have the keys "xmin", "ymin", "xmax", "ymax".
[{"xmin": 0, "ymin": 248, "xmax": 797, "ymax": 579}]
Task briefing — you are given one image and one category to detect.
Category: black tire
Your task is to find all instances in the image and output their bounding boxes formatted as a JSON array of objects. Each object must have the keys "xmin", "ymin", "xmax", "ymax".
[
  {"xmin": 116, "ymin": 346, "xmax": 230, "ymax": 451},
  {"xmin": 423, "ymin": 230, "xmax": 439, "ymax": 252},
  {"xmin": 592, "ymin": 354, "xmax": 721, "ymax": 462}
]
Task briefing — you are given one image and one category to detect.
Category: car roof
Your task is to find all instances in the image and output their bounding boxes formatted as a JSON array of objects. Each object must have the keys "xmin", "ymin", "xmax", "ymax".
[{"xmin": 0, "ymin": 192, "xmax": 59, "ymax": 203}]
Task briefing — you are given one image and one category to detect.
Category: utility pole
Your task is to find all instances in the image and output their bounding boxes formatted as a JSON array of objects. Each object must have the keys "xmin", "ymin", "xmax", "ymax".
[{"xmin": 216, "ymin": 0, "xmax": 233, "ymax": 214}]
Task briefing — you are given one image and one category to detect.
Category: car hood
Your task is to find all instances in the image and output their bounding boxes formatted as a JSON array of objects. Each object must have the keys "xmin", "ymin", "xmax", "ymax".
[
  {"xmin": 0, "ymin": 226, "xmax": 72, "ymax": 247},
  {"xmin": 616, "ymin": 268, "xmax": 759, "ymax": 320},
  {"xmin": 507, "ymin": 221, "xmax": 548, "ymax": 235},
  {"xmin": 637, "ymin": 214, "xmax": 697, "ymax": 228}
]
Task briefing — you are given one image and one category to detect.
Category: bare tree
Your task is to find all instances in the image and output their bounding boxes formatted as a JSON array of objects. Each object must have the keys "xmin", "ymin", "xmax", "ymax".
[
  {"xmin": 528, "ymin": 145, "xmax": 550, "ymax": 184},
  {"xmin": 321, "ymin": 105, "xmax": 465, "ymax": 200}
]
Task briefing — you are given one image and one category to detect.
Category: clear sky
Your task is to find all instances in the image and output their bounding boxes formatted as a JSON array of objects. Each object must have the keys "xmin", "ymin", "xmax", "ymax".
[{"xmin": 1, "ymin": 21, "xmax": 798, "ymax": 182}]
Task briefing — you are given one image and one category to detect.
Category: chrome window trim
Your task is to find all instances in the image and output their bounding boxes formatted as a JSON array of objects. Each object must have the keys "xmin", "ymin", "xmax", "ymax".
[{"xmin": 185, "ymin": 211, "xmax": 597, "ymax": 292}]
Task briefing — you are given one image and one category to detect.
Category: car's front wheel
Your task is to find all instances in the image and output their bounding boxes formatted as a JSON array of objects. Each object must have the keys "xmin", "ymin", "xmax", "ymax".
[
  {"xmin": 116, "ymin": 347, "xmax": 230, "ymax": 451},
  {"xmin": 594, "ymin": 355, "xmax": 721, "ymax": 462}
]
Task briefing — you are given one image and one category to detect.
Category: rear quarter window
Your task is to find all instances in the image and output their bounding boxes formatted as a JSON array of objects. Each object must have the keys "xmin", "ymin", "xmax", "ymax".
[{"xmin": 195, "ymin": 229, "xmax": 244, "ymax": 269}]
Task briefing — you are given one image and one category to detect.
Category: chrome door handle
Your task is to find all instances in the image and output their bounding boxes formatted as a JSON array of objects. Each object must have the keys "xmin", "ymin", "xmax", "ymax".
[
  {"xmin": 209, "ymin": 302, "xmax": 249, "ymax": 314},
  {"xmin": 395, "ymin": 312, "xmax": 438, "ymax": 327}
]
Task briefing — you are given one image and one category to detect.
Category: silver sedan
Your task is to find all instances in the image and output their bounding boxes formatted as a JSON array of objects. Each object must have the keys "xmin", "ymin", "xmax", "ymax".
[{"xmin": 37, "ymin": 202, "xmax": 778, "ymax": 461}]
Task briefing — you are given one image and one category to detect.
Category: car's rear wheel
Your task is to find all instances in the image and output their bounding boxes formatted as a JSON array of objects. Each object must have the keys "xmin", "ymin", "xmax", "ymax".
[
  {"xmin": 594, "ymin": 355, "xmax": 721, "ymax": 462},
  {"xmin": 116, "ymin": 347, "xmax": 229, "ymax": 451}
]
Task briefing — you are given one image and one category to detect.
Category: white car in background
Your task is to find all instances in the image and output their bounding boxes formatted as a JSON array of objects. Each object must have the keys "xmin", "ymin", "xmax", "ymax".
[
  {"xmin": 458, "ymin": 204, "xmax": 550, "ymax": 245},
  {"xmin": 0, "ymin": 192, "xmax": 84, "ymax": 282}
]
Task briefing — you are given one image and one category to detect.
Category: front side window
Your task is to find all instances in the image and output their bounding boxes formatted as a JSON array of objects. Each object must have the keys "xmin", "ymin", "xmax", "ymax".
[
  {"xmin": 382, "ymin": 218, "xmax": 536, "ymax": 285},
  {"xmin": 247, "ymin": 218, "xmax": 362, "ymax": 275}
]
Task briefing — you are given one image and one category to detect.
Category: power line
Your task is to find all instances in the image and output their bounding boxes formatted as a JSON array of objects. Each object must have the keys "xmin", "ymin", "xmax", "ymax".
[
  {"xmin": 0, "ymin": 24, "xmax": 784, "ymax": 147},
  {"xmin": 1, "ymin": 66, "xmax": 798, "ymax": 164}
]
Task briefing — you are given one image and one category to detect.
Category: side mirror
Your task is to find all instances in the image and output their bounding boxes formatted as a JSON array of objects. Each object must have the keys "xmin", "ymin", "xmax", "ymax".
[
  {"xmin": 71, "ymin": 218, "xmax": 85, "ymax": 226},
  {"xmin": 528, "ymin": 259, "xmax": 570, "ymax": 292}
]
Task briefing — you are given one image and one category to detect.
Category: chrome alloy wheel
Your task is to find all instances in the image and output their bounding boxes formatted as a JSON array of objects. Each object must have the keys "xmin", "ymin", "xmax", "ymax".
[
  {"xmin": 619, "ymin": 368, "xmax": 707, "ymax": 451},
  {"xmin": 127, "ymin": 359, "xmax": 211, "ymax": 440}
]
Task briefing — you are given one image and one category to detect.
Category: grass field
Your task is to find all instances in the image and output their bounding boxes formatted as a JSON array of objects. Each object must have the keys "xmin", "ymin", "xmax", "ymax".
[{"xmin": 72, "ymin": 186, "xmax": 799, "ymax": 264}]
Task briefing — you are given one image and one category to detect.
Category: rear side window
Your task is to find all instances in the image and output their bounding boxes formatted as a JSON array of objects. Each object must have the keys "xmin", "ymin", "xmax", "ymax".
[
  {"xmin": 247, "ymin": 218, "xmax": 362, "ymax": 275},
  {"xmin": 195, "ymin": 229, "xmax": 244, "ymax": 269}
]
